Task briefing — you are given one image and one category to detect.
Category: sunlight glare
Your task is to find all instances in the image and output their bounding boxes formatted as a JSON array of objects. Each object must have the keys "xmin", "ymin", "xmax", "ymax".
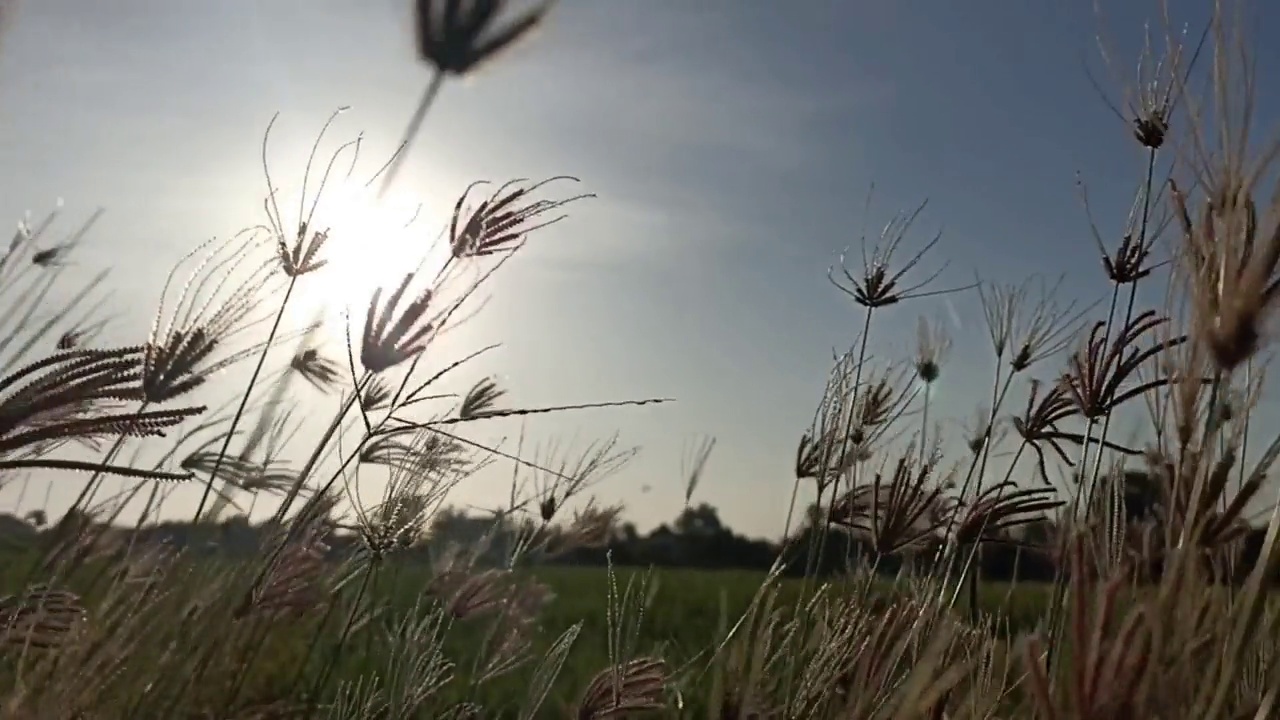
[{"xmin": 289, "ymin": 181, "xmax": 445, "ymax": 330}]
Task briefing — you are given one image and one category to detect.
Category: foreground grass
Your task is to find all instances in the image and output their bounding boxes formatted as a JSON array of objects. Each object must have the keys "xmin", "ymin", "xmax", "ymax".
[{"xmin": 0, "ymin": 552, "xmax": 1052, "ymax": 716}]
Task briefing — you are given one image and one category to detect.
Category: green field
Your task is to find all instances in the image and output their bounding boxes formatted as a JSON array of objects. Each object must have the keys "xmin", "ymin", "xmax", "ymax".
[{"xmin": 0, "ymin": 555, "xmax": 1056, "ymax": 717}]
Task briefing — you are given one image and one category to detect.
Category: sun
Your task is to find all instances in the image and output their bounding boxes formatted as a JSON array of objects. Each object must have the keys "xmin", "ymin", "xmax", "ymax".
[{"xmin": 286, "ymin": 180, "xmax": 445, "ymax": 331}]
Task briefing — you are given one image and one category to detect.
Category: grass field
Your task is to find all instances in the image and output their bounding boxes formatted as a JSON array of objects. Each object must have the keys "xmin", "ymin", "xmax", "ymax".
[
  {"xmin": 11, "ymin": 551, "xmax": 1070, "ymax": 716},
  {"xmin": 0, "ymin": 552, "xmax": 1055, "ymax": 716}
]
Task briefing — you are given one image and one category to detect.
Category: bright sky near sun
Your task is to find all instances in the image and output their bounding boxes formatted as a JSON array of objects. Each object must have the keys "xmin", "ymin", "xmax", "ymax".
[{"xmin": 1, "ymin": 0, "xmax": 1279, "ymax": 539}]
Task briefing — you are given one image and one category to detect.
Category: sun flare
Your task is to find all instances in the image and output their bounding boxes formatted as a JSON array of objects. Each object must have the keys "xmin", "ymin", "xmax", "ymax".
[{"xmin": 285, "ymin": 181, "xmax": 445, "ymax": 331}]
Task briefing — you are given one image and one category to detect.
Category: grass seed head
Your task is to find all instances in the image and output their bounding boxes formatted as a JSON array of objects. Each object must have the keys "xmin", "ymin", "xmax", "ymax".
[
  {"xmin": 449, "ymin": 177, "xmax": 592, "ymax": 259},
  {"xmin": 414, "ymin": 0, "xmax": 554, "ymax": 77}
]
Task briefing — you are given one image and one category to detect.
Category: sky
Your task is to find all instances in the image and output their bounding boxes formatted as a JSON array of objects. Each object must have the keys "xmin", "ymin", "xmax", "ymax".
[{"xmin": 0, "ymin": 0, "xmax": 1278, "ymax": 540}]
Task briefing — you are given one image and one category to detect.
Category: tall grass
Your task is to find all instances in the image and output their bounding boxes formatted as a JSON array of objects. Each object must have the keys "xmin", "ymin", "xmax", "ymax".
[{"xmin": 2, "ymin": 0, "xmax": 1280, "ymax": 717}]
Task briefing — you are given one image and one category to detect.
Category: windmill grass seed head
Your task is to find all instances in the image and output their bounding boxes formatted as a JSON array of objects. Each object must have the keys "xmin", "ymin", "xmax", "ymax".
[
  {"xmin": 574, "ymin": 657, "xmax": 668, "ymax": 720},
  {"xmin": 914, "ymin": 314, "xmax": 951, "ymax": 384},
  {"xmin": 361, "ymin": 272, "xmax": 438, "ymax": 373},
  {"xmin": 144, "ymin": 230, "xmax": 278, "ymax": 402},
  {"xmin": 1062, "ymin": 310, "xmax": 1185, "ymax": 419},
  {"xmin": 449, "ymin": 177, "xmax": 592, "ymax": 259},
  {"xmin": 414, "ymin": 0, "xmax": 554, "ymax": 77},
  {"xmin": 979, "ymin": 275, "xmax": 1091, "ymax": 372},
  {"xmin": 1171, "ymin": 178, "xmax": 1280, "ymax": 372},
  {"xmin": 830, "ymin": 446, "xmax": 952, "ymax": 556},
  {"xmin": 829, "ymin": 196, "xmax": 967, "ymax": 309},
  {"xmin": 1091, "ymin": 6, "xmax": 1206, "ymax": 150},
  {"xmin": 289, "ymin": 346, "xmax": 340, "ymax": 392},
  {"xmin": 0, "ymin": 585, "xmax": 86, "ymax": 650}
]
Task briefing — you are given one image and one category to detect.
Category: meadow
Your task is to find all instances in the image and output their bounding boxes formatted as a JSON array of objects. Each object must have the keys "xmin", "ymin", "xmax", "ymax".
[{"xmin": 4, "ymin": 0, "xmax": 1280, "ymax": 717}]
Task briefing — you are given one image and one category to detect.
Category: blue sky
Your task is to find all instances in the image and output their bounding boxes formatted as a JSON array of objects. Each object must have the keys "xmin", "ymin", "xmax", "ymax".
[{"xmin": 0, "ymin": 0, "xmax": 1276, "ymax": 538}]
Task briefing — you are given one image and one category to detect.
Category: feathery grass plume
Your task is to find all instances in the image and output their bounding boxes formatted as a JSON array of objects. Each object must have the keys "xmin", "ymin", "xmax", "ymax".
[
  {"xmin": 440, "ymin": 568, "xmax": 511, "ymax": 620},
  {"xmin": 828, "ymin": 192, "xmax": 972, "ymax": 308},
  {"xmin": 360, "ymin": 272, "xmax": 439, "ymax": 374},
  {"xmin": 681, "ymin": 435, "xmax": 716, "ymax": 505},
  {"xmin": 451, "ymin": 571, "xmax": 554, "ymax": 686},
  {"xmin": 829, "ymin": 446, "xmax": 952, "ymax": 557},
  {"xmin": 849, "ymin": 363, "xmax": 915, "ymax": 433},
  {"xmin": 1011, "ymin": 378, "xmax": 1139, "ymax": 488},
  {"xmin": 361, "ymin": 375, "xmax": 392, "ymax": 411},
  {"xmin": 234, "ymin": 533, "xmax": 331, "ymax": 621},
  {"xmin": 55, "ymin": 312, "xmax": 111, "ymax": 352},
  {"xmin": 363, "ymin": 602, "xmax": 453, "ymax": 717},
  {"xmin": 261, "ymin": 107, "xmax": 359, "ymax": 279},
  {"xmin": 0, "ymin": 207, "xmax": 113, "ymax": 377},
  {"xmin": 143, "ymin": 229, "xmax": 278, "ymax": 402},
  {"xmin": 959, "ymin": 404, "xmax": 1001, "ymax": 457},
  {"xmin": 794, "ymin": 428, "xmax": 837, "ymax": 486},
  {"xmin": 276, "ymin": 227, "xmax": 330, "ymax": 279},
  {"xmin": 979, "ymin": 275, "xmax": 1092, "ymax": 372},
  {"xmin": 0, "ymin": 584, "xmax": 86, "ymax": 650},
  {"xmin": 1063, "ymin": 309, "xmax": 1185, "ymax": 420},
  {"xmin": 1089, "ymin": 1, "xmax": 1208, "ymax": 150},
  {"xmin": 573, "ymin": 657, "xmax": 667, "ymax": 719},
  {"xmin": 458, "ymin": 375, "xmax": 505, "ymax": 418},
  {"xmin": 529, "ymin": 435, "xmax": 638, "ymax": 523},
  {"xmin": 947, "ymin": 482, "xmax": 1064, "ymax": 546},
  {"xmin": 359, "ymin": 429, "xmax": 470, "ymax": 477},
  {"xmin": 354, "ymin": 490, "xmax": 433, "ymax": 555},
  {"xmin": 1167, "ymin": 2, "xmax": 1280, "ymax": 373},
  {"xmin": 1141, "ymin": 447, "xmax": 1269, "ymax": 555},
  {"xmin": 448, "ymin": 177, "xmax": 593, "ymax": 259},
  {"xmin": 1170, "ymin": 177, "xmax": 1280, "ymax": 372},
  {"xmin": 1023, "ymin": 537, "xmax": 1152, "ymax": 717},
  {"xmin": 1081, "ymin": 177, "xmax": 1171, "ymax": 286},
  {"xmin": 289, "ymin": 347, "xmax": 339, "ymax": 392},
  {"xmin": 540, "ymin": 502, "xmax": 623, "ymax": 557},
  {"xmin": 784, "ymin": 581, "xmax": 968, "ymax": 717},
  {"xmin": 181, "ymin": 446, "xmax": 298, "ymax": 500},
  {"xmin": 379, "ymin": 0, "xmax": 555, "ymax": 195},
  {"xmin": 913, "ymin": 314, "xmax": 951, "ymax": 384},
  {"xmin": 0, "ymin": 347, "xmax": 204, "ymax": 470}
]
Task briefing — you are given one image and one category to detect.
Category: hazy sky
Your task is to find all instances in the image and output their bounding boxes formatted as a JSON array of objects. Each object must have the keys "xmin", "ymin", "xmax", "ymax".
[{"xmin": 1, "ymin": 0, "xmax": 1277, "ymax": 539}]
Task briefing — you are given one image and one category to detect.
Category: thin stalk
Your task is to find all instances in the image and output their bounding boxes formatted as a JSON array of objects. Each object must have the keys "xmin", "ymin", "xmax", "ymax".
[
  {"xmin": 805, "ymin": 306, "xmax": 874, "ymax": 585},
  {"xmin": 306, "ymin": 564, "xmax": 378, "ymax": 711},
  {"xmin": 378, "ymin": 69, "xmax": 446, "ymax": 200},
  {"xmin": 918, "ymin": 383, "xmax": 932, "ymax": 464},
  {"xmin": 191, "ymin": 277, "xmax": 298, "ymax": 523},
  {"xmin": 273, "ymin": 374, "xmax": 368, "ymax": 524}
]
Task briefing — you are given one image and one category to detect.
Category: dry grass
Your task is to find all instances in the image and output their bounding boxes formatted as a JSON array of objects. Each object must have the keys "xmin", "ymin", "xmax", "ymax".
[{"xmin": 2, "ymin": 0, "xmax": 1280, "ymax": 717}]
